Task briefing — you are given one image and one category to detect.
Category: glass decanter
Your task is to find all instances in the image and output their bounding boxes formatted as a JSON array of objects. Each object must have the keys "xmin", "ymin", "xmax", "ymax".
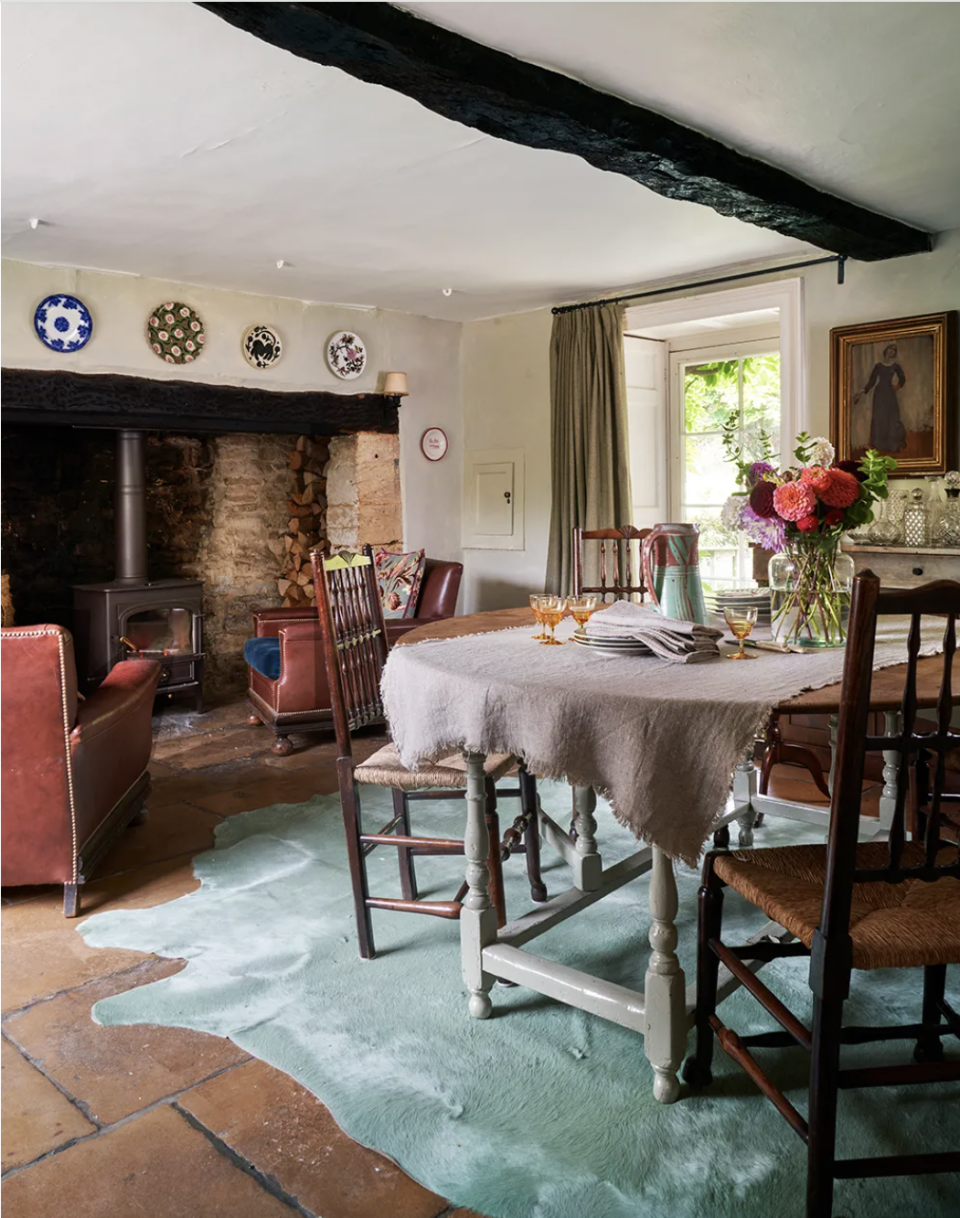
[
  {"xmin": 867, "ymin": 491, "xmax": 904, "ymax": 544},
  {"xmin": 932, "ymin": 471, "xmax": 960, "ymax": 548},
  {"xmin": 902, "ymin": 487, "xmax": 929, "ymax": 548}
]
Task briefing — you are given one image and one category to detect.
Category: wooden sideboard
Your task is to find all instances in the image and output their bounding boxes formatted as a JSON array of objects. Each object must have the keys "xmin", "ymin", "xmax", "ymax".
[{"xmin": 842, "ymin": 544, "xmax": 960, "ymax": 587}]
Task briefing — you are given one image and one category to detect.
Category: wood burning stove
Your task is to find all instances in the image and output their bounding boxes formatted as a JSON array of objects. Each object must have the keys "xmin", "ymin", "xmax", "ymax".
[{"xmin": 72, "ymin": 430, "xmax": 204, "ymax": 709}]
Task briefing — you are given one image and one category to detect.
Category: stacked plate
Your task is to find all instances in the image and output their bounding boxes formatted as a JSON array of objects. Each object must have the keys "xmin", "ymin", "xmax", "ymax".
[
  {"xmin": 704, "ymin": 586, "xmax": 773, "ymax": 626},
  {"xmin": 569, "ymin": 632, "xmax": 653, "ymax": 656}
]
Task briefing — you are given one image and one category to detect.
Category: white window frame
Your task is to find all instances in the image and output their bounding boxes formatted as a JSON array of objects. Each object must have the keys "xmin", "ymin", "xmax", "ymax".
[
  {"xmin": 624, "ymin": 277, "xmax": 805, "ymax": 506},
  {"xmin": 670, "ymin": 336, "xmax": 781, "ymax": 587}
]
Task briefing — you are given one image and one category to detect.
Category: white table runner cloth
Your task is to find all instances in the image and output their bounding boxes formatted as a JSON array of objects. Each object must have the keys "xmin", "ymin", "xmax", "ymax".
[{"xmin": 382, "ymin": 618, "xmax": 943, "ymax": 865}]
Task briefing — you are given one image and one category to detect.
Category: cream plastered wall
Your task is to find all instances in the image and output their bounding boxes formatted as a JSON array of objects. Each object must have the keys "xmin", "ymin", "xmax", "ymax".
[
  {"xmin": 1, "ymin": 259, "xmax": 464, "ymax": 574},
  {"xmin": 458, "ymin": 308, "xmax": 553, "ymax": 613},
  {"xmin": 458, "ymin": 226, "xmax": 959, "ymax": 611}
]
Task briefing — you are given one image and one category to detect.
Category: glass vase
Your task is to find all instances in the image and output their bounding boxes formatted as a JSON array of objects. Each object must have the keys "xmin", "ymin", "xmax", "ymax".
[{"xmin": 769, "ymin": 537, "xmax": 855, "ymax": 648}]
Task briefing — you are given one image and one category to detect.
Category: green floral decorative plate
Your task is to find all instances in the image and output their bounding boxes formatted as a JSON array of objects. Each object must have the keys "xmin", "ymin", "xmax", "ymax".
[{"xmin": 147, "ymin": 302, "xmax": 206, "ymax": 364}]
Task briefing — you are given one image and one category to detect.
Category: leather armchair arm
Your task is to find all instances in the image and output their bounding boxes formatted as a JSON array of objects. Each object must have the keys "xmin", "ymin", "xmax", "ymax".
[
  {"xmin": 71, "ymin": 660, "xmax": 161, "ymax": 746},
  {"xmin": 252, "ymin": 606, "xmax": 317, "ymax": 638},
  {"xmin": 272, "ymin": 622, "xmax": 332, "ymax": 713},
  {"xmin": 70, "ymin": 660, "xmax": 161, "ymax": 847}
]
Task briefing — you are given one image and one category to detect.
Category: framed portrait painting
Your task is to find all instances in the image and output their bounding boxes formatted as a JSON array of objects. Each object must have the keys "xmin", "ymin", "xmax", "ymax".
[{"xmin": 830, "ymin": 311, "xmax": 957, "ymax": 477}]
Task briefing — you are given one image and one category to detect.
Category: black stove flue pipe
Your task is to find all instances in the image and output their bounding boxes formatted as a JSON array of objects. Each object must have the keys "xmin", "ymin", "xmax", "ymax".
[{"xmin": 115, "ymin": 430, "xmax": 148, "ymax": 585}]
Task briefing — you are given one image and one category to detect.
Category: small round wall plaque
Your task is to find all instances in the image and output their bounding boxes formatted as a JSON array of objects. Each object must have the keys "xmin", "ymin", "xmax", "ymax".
[
  {"xmin": 34, "ymin": 294, "xmax": 93, "ymax": 352},
  {"xmin": 326, "ymin": 330, "xmax": 367, "ymax": 380},
  {"xmin": 421, "ymin": 428, "xmax": 448, "ymax": 462},
  {"xmin": 242, "ymin": 324, "xmax": 282, "ymax": 369},
  {"xmin": 147, "ymin": 302, "xmax": 205, "ymax": 364}
]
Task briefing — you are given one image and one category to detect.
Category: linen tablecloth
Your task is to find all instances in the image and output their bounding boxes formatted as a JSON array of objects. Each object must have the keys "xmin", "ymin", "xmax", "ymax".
[{"xmin": 381, "ymin": 618, "xmax": 944, "ymax": 864}]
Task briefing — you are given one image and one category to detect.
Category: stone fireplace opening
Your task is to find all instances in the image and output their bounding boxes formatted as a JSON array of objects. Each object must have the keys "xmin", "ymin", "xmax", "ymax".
[{"xmin": 1, "ymin": 371, "xmax": 403, "ymax": 708}]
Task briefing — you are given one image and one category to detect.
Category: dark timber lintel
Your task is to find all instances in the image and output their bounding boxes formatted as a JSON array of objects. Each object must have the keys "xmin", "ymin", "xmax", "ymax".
[
  {"xmin": 198, "ymin": 1, "xmax": 932, "ymax": 262},
  {"xmin": 0, "ymin": 368, "xmax": 400, "ymax": 435}
]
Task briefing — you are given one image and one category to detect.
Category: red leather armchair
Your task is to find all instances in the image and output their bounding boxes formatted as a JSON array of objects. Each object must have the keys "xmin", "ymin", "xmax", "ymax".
[
  {"xmin": 1, "ymin": 625, "xmax": 161, "ymax": 916},
  {"xmin": 246, "ymin": 557, "xmax": 463, "ymax": 755}
]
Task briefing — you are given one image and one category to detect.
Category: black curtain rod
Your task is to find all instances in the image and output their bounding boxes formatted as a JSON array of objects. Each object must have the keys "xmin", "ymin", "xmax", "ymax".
[{"xmin": 551, "ymin": 255, "xmax": 846, "ymax": 316}]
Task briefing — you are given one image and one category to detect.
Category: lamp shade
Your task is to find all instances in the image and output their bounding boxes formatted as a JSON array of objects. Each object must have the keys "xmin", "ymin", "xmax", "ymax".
[{"xmin": 383, "ymin": 371, "xmax": 409, "ymax": 397}]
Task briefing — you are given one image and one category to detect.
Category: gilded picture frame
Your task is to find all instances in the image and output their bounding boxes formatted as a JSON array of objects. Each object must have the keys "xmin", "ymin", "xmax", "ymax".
[{"xmin": 830, "ymin": 311, "xmax": 957, "ymax": 477}]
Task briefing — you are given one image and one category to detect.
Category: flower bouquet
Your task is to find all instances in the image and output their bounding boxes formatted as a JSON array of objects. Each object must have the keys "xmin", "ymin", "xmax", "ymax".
[{"xmin": 721, "ymin": 429, "xmax": 897, "ymax": 647}]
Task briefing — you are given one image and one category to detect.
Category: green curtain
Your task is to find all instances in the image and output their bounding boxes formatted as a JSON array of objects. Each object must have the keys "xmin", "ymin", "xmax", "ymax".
[{"xmin": 545, "ymin": 303, "xmax": 633, "ymax": 594}]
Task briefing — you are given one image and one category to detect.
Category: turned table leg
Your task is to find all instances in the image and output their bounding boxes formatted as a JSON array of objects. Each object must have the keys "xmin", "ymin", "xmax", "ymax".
[
  {"xmin": 644, "ymin": 847, "xmax": 686, "ymax": 1104},
  {"xmin": 461, "ymin": 751, "xmax": 498, "ymax": 1020},
  {"xmin": 733, "ymin": 751, "xmax": 759, "ymax": 846},
  {"xmin": 572, "ymin": 785, "xmax": 603, "ymax": 892}
]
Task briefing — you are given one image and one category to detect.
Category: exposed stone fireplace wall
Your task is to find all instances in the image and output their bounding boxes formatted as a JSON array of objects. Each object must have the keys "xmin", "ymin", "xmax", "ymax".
[
  {"xmin": 1, "ymin": 423, "xmax": 402, "ymax": 704},
  {"xmin": 1, "ymin": 427, "xmax": 302, "ymax": 700}
]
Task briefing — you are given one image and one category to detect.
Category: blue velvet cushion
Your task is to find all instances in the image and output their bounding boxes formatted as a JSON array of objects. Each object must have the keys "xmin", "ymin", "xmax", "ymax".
[{"xmin": 244, "ymin": 637, "xmax": 281, "ymax": 680}]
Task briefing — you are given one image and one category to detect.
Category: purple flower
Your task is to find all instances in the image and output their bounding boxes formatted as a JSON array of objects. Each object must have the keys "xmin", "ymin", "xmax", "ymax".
[
  {"xmin": 741, "ymin": 505, "xmax": 785, "ymax": 551},
  {"xmin": 747, "ymin": 461, "xmax": 776, "ymax": 488}
]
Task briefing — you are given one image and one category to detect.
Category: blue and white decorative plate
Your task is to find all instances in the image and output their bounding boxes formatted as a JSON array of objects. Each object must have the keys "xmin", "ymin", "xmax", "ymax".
[{"xmin": 34, "ymin": 294, "xmax": 93, "ymax": 353}]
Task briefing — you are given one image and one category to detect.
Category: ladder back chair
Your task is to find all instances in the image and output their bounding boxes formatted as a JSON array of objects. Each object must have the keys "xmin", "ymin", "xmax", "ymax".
[
  {"xmin": 572, "ymin": 525, "xmax": 651, "ymax": 602},
  {"xmin": 312, "ymin": 546, "xmax": 546, "ymax": 960},
  {"xmin": 685, "ymin": 572, "xmax": 960, "ymax": 1217}
]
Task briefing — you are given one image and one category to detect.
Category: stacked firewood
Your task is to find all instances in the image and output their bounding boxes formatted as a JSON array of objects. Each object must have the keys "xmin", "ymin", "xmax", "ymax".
[{"xmin": 276, "ymin": 436, "xmax": 329, "ymax": 607}]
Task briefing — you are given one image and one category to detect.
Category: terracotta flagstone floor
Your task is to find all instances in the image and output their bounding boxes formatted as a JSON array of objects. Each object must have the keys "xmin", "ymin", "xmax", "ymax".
[{"xmin": 1, "ymin": 696, "xmax": 878, "ymax": 1217}]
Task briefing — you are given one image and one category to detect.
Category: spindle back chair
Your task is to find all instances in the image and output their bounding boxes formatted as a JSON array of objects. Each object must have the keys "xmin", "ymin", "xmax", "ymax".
[
  {"xmin": 572, "ymin": 525, "xmax": 651, "ymax": 602},
  {"xmin": 686, "ymin": 571, "xmax": 960, "ymax": 1217},
  {"xmin": 313, "ymin": 546, "xmax": 545, "ymax": 960}
]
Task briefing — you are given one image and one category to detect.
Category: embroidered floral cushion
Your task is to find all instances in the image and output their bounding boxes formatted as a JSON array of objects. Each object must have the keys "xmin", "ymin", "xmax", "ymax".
[{"xmin": 374, "ymin": 549, "xmax": 426, "ymax": 619}]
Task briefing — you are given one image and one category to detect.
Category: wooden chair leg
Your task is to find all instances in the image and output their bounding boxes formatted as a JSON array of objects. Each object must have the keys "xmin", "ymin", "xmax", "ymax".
[
  {"xmin": 395, "ymin": 789, "xmax": 419, "ymax": 902},
  {"xmin": 683, "ymin": 862, "xmax": 724, "ymax": 1087},
  {"xmin": 519, "ymin": 766, "xmax": 547, "ymax": 902},
  {"xmin": 338, "ymin": 759, "xmax": 376, "ymax": 960},
  {"xmin": 272, "ymin": 734, "xmax": 294, "ymax": 757},
  {"xmin": 63, "ymin": 883, "xmax": 80, "ymax": 919},
  {"xmin": 915, "ymin": 963, "xmax": 947, "ymax": 1063},
  {"xmin": 484, "ymin": 778, "xmax": 507, "ymax": 929},
  {"xmin": 806, "ymin": 990, "xmax": 845, "ymax": 1218}
]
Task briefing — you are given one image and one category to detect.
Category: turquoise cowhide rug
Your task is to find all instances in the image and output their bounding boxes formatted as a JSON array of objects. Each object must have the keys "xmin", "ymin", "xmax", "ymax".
[{"xmin": 78, "ymin": 782, "xmax": 959, "ymax": 1218}]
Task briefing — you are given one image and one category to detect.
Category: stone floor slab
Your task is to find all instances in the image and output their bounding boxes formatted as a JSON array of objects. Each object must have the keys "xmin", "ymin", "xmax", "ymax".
[
  {"xmin": 96, "ymin": 802, "xmax": 222, "ymax": 877},
  {"xmin": 0, "ymin": 1104, "xmax": 297, "ymax": 1217},
  {"xmin": 1, "ymin": 1037, "xmax": 95, "ymax": 1172},
  {"xmin": 4, "ymin": 960, "xmax": 246, "ymax": 1126},
  {"xmin": 1, "ymin": 857, "xmax": 197, "ymax": 1012},
  {"xmin": 180, "ymin": 1058, "xmax": 447, "ymax": 1218}
]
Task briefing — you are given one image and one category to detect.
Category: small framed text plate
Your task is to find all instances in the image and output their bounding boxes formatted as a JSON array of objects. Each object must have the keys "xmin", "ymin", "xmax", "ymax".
[{"xmin": 421, "ymin": 428, "xmax": 448, "ymax": 461}]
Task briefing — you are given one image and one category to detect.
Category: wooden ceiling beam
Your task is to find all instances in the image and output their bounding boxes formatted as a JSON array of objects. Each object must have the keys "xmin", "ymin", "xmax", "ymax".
[{"xmin": 198, "ymin": 1, "xmax": 932, "ymax": 262}]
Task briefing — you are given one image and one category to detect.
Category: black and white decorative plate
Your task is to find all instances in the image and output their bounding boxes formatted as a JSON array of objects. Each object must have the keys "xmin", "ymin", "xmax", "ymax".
[
  {"xmin": 326, "ymin": 330, "xmax": 367, "ymax": 380},
  {"xmin": 34, "ymin": 294, "xmax": 93, "ymax": 352},
  {"xmin": 242, "ymin": 324, "xmax": 282, "ymax": 369}
]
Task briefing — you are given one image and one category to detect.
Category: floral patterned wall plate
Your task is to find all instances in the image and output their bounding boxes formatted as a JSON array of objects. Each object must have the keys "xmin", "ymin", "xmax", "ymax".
[
  {"xmin": 147, "ymin": 302, "xmax": 205, "ymax": 364},
  {"xmin": 242, "ymin": 324, "xmax": 282, "ymax": 369},
  {"xmin": 34, "ymin": 294, "xmax": 93, "ymax": 352},
  {"xmin": 326, "ymin": 330, "xmax": 367, "ymax": 380}
]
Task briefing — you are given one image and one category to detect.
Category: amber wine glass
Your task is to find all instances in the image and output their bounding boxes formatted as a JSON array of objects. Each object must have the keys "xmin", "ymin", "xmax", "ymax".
[
  {"xmin": 538, "ymin": 595, "xmax": 568, "ymax": 646},
  {"xmin": 567, "ymin": 595, "xmax": 599, "ymax": 634},
  {"xmin": 529, "ymin": 594, "xmax": 549, "ymax": 641},
  {"xmin": 724, "ymin": 605, "xmax": 758, "ymax": 660}
]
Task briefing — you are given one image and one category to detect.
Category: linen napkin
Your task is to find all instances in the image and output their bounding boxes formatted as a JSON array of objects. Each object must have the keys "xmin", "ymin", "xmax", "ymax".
[{"xmin": 585, "ymin": 601, "xmax": 723, "ymax": 663}]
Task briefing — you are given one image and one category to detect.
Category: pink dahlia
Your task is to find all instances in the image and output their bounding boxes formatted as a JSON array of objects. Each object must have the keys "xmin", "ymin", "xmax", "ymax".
[
  {"xmin": 800, "ymin": 466, "xmax": 831, "ymax": 497},
  {"xmin": 818, "ymin": 469, "xmax": 860, "ymax": 508},
  {"xmin": 749, "ymin": 481, "xmax": 777, "ymax": 518},
  {"xmin": 773, "ymin": 481, "xmax": 817, "ymax": 521}
]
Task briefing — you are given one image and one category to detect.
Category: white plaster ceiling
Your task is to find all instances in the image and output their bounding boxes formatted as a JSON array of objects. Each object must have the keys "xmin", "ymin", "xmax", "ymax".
[{"xmin": 2, "ymin": 3, "xmax": 957, "ymax": 322}]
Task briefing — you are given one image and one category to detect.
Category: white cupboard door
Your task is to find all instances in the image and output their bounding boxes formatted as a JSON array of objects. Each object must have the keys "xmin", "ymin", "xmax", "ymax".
[{"xmin": 462, "ymin": 448, "xmax": 525, "ymax": 550}]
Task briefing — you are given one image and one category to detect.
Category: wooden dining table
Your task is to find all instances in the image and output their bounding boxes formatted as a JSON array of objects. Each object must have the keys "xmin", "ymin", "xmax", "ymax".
[{"xmin": 394, "ymin": 606, "xmax": 952, "ymax": 1105}]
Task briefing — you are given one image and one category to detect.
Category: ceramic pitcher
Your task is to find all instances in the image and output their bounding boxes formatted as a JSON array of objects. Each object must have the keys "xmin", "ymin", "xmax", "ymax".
[{"xmin": 641, "ymin": 523, "xmax": 707, "ymax": 624}]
